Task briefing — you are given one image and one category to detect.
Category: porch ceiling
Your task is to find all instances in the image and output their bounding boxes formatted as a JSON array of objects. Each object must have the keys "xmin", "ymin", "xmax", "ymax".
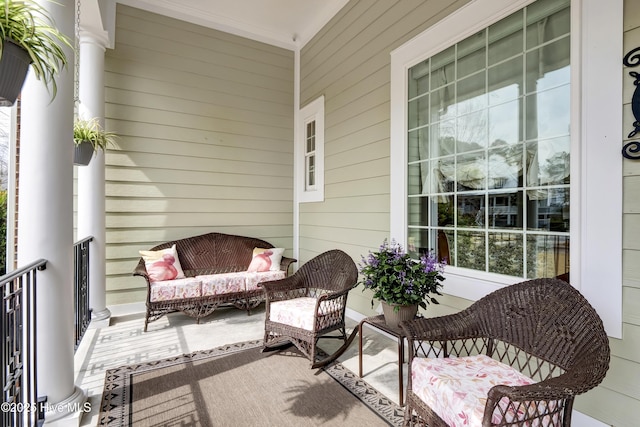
[{"xmin": 118, "ymin": 0, "xmax": 349, "ymax": 50}]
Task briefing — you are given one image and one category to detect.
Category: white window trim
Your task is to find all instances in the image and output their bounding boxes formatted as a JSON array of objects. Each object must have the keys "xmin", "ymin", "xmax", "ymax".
[
  {"xmin": 390, "ymin": 0, "xmax": 622, "ymax": 337},
  {"xmin": 297, "ymin": 96, "xmax": 325, "ymax": 203}
]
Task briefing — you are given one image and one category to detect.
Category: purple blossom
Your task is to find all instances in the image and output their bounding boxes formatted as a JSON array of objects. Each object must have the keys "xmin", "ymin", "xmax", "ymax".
[
  {"xmin": 405, "ymin": 280, "xmax": 414, "ymax": 294},
  {"xmin": 358, "ymin": 238, "xmax": 446, "ymax": 308}
]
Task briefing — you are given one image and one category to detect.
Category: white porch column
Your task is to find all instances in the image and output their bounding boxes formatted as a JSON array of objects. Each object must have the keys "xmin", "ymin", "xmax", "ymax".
[
  {"xmin": 77, "ymin": 30, "xmax": 110, "ymax": 322},
  {"xmin": 17, "ymin": 0, "xmax": 86, "ymax": 425}
]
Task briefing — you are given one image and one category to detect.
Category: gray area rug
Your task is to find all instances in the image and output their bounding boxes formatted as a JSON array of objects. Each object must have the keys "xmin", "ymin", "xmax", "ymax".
[{"xmin": 99, "ymin": 340, "xmax": 403, "ymax": 426}]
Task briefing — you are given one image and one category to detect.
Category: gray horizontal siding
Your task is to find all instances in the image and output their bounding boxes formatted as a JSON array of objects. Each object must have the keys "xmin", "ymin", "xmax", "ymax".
[
  {"xmin": 299, "ymin": 0, "xmax": 470, "ymax": 319},
  {"xmin": 104, "ymin": 5, "xmax": 294, "ymax": 304},
  {"xmin": 299, "ymin": 0, "xmax": 639, "ymax": 425}
]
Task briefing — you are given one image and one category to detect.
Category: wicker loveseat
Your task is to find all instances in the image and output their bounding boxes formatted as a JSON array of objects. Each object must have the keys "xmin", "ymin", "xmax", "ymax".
[
  {"xmin": 134, "ymin": 232, "xmax": 296, "ymax": 331},
  {"xmin": 401, "ymin": 278, "xmax": 610, "ymax": 427}
]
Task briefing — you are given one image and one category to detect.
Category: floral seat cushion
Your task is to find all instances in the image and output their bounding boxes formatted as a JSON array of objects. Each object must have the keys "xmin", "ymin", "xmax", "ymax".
[
  {"xmin": 245, "ymin": 270, "xmax": 285, "ymax": 291},
  {"xmin": 411, "ymin": 354, "xmax": 557, "ymax": 426},
  {"xmin": 269, "ymin": 297, "xmax": 338, "ymax": 331},
  {"xmin": 269, "ymin": 297, "xmax": 318, "ymax": 330},
  {"xmin": 197, "ymin": 272, "xmax": 247, "ymax": 296},
  {"xmin": 149, "ymin": 277, "xmax": 202, "ymax": 302},
  {"xmin": 197, "ymin": 271, "xmax": 286, "ymax": 296}
]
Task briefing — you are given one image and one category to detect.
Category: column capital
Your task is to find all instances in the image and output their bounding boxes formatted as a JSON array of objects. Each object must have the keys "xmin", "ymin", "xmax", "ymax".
[{"xmin": 79, "ymin": 28, "xmax": 110, "ymax": 52}]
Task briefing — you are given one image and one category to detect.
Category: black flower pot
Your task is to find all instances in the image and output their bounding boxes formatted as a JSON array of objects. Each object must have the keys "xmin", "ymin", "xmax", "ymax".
[
  {"xmin": 0, "ymin": 40, "xmax": 32, "ymax": 107},
  {"xmin": 74, "ymin": 140, "xmax": 94, "ymax": 166}
]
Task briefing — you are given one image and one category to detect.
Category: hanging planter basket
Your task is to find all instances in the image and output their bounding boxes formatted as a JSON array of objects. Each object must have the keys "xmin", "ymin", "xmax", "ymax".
[
  {"xmin": 0, "ymin": 40, "xmax": 32, "ymax": 107},
  {"xmin": 74, "ymin": 140, "xmax": 94, "ymax": 166}
]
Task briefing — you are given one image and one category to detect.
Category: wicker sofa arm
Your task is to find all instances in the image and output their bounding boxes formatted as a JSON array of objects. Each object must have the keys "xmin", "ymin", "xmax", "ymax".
[
  {"xmin": 133, "ymin": 259, "xmax": 149, "ymax": 281},
  {"xmin": 280, "ymin": 256, "xmax": 296, "ymax": 274}
]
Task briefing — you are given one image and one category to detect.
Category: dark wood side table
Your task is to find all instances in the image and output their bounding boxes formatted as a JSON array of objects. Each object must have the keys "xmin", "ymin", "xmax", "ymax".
[{"xmin": 358, "ymin": 314, "xmax": 407, "ymax": 406}]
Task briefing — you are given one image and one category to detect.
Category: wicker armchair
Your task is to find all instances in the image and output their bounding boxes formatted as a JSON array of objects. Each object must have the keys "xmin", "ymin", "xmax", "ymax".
[
  {"xmin": 260, "ymin": 249, "xmax": 358, "ymax": 368},
  {"xmin": 401, "ymin": 278, "xmax": 610, "ymax": 427}
]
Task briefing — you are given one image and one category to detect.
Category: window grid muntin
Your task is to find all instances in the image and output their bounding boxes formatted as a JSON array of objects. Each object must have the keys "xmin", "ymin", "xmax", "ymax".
[
  {"xmin": 407, "ymin": 0, "xmax": 570, "ymax": 278},
  {"xmin": 305, "ymin": 119, "xmax": 316, "ymax": 191}
]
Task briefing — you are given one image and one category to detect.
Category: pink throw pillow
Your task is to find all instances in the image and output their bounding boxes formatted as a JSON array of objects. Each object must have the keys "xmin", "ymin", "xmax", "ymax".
[
  {"xmin": 139, "ymin": 244, "xmax": 186, "ymax": 282},
  {"xmin": 247, "ymin": 247, "xmax": 285, "ymax": 272}
]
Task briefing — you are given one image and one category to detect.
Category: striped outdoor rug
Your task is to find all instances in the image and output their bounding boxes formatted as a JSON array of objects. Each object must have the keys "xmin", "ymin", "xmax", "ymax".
[{"xmin": 99, "ymin": 340, "xmax": 403, "ymax": 426}]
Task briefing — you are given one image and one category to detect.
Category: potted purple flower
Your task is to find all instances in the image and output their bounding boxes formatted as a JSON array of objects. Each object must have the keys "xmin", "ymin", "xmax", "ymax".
[{"xmin": 359, "ymin": 239, "xmax": 445, "ymax": 327}]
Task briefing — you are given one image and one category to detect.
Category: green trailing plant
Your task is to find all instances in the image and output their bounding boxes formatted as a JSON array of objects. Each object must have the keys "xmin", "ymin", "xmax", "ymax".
[
  {"xmin": 73, "ymin": 118, "xmax": 116, "ymax": 151},
  {"xmin": 0, "ymin": 0, "xmax": 72, "ymax": 100}
]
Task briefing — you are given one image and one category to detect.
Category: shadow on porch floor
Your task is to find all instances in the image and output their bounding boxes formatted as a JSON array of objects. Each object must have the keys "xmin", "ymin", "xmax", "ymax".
[{"xmin": 74, "ymin": 304, "xmax": 406, "ymax": 426}]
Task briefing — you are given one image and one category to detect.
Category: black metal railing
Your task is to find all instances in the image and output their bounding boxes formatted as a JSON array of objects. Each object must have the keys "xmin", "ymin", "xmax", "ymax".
[
  {"xmin": 1, "ymin": 259, "xmax": 47, "ymax": 427},
  {"xmin": 74, "ymin": 236, "xmax": 93, "ymax": 351}
]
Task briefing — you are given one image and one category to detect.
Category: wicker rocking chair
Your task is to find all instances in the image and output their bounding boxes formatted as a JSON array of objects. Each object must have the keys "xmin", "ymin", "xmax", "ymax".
[
  {"xmin": 260, "ymin": 249, "xmax": 358, "ymax": 368},
  {"xmin": 401, "ymin": 278, "xmax": 610, "ymax": 427}
]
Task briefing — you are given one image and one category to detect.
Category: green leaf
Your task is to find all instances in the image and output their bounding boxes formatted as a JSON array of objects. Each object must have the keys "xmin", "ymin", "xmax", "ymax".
[
  {"xmin": 0, "ymin": 0, "xmax": 72, "ymax": 101},
  {"xmin": 73, "ymin": 118, "xmax": 117, "ymax": 151}
]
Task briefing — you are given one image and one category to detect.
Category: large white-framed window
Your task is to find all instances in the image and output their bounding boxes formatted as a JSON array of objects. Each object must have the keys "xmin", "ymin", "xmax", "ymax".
[
  {"xmin": 297, "ymin": 96, "xmax": 325, "ymax": 203},
  {"xmin": 390, "ymin": 0, "xmax": 622, "ymax": 337}
]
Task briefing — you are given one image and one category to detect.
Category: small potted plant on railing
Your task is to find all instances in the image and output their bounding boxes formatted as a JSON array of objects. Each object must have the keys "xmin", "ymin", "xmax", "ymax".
[
  {"xmin": 0, "ymin": 0, "xmax": 72, "ymax": 106},
  {"xmin": 359, "ymin": 239, "xmax": 445, "ymax": 328},
  {"xmin": 73, "ymin": 118, "xmax": 117, "ymax": 166}
]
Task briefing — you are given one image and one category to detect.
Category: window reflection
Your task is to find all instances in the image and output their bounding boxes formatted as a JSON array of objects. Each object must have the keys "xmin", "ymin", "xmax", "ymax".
[
  {"xmin": 489, "ymin": 99, "xmax": 522, "ymax": 145},
  {"xmin": 406, "ymin": 0, "xmax": 570, "ymax": 278}
]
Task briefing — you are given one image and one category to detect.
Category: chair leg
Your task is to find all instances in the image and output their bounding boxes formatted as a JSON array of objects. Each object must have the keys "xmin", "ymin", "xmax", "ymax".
[
  {"xmin": 403, "ymin": 401, "xmax": 413, "ymax": 426},
  {"xmin": 144, "ymin": 310, "xmax": 149, "ymax": 332},
  {"xmin": 311, "ymin": 337, "xmax": 318, "ymax": 367}
]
